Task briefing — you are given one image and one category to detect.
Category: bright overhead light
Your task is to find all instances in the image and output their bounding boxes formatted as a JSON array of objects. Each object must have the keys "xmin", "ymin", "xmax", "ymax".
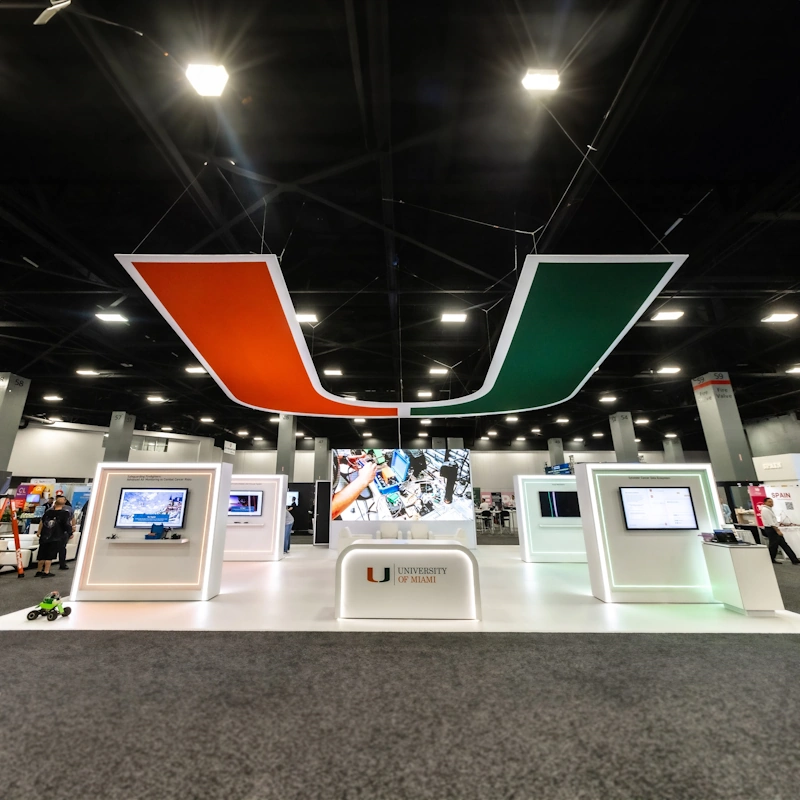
[
  {"xmin": 48, "ymin": 416, "xmax": 62, "ymax": 422},
  {"xmin": 635, "ymin": 438, "xmax": 641, "ymax": 443},
  {"xmin": 480, "ymin": 436, "xmax": 490, "ymax": 441},
  {"xmin": 161, "ymin": 427, "xmax": 173, "ymax": 432},
  {"xmin": 487, "ymin": 431, "xmax": 497, "ymax": 436},
  {"xmin": 592, "ymin": 432, "xmax": 604, "ymax": 438},
  {"xmin": 237, "ymin": 430, "xmax": 249, "ymax": 436},
  {"xmin": 147, "ymin": 396, "xmax": 166, "ymax": 403},
  {"xmin": 516, "ymin": 436, "xmax": 526, "ymax": 441},
  {"xmin": 634, "ymin": 418, "xmax": 650, "ymax": 425},
  {"xmin": 505, "ymin": 416, "xmax": 518, "ymax": 422},
  {"xmin": 599, "ymin": 396, "xmax": 617, "ymax": 403},
  {"xmin": 786, "ymin": 367, "xmax": 800, "ymax": 374},
  {"xmin": 296, "ymin": 313, "xmax": 318, "ymax": 323},
  {"xmin": 762, "ymin": 312, "xmax": 798, "ymax": 323},
  {"xmin": 429, "ymin": 367, "xmax": 448, "ymax": 375},
  {"xmin": 665, "ymin": 433, "xmax": 678, "ymax": 439},
  {"xmin": 651, "ymin": 311, "xmax": 684, "ymax": 321},
  {"xmin": 269, "ymin": 417, "xmax": 280, "ymax": 423},
  {"xmin": 253, "ymin": 436, "xmax": 263, "ymax": 441},
  {"xmin": 363, "ymin": 432, "xmax": 372, "ymax": 437},
  {"xmin": 200, "ymin": 417, "xmax": 214, "ymax": 423},
  {"xmin": 185, "ymin": 64, "xmax": 229, "ymax": 96},
  {"xmin": 323, "ymin": 369, "xmax": 342, "ymax": 376},
  {"xmin": 418, "ymin": 431, "xmax": 428, "ymax": 437},
  {"xmin": 657, "ymin": 366, "xmax": 681, "ymax": 374},
  {"xmin": 76, "ymin": 369, "xmax": 99, "ymax": 376},
  {"xmin": 353, "ymin": 418, "xmax": 366, "ymax": 423},
  {"xmin": 521, "ymin": 68, "xmax": 560, "ymax": 91},
  {"xmin": 556, "ymin": 417, "xmax": 569, "ymax": 423},
  {"xmin": 420, "ymin": 419, "xmax": 432, "ymax": 426},
  {"xmin": 573, "ymin": 437, "xmax": 584, "ymax": 442},
  {"xmin": 295, "ymin": 431, "xmax": 304, "ymax": 437},
  {"xmin": 441, "ymin": 313, "xmax": 467, "ymax": 323},
  {"xmin": 530, "ymin": 427, "xmax": 541, "ymax": 433},
  {"xmin": 185, "ymin": 366, "xmax": 207, "ymax": 374},
  {"xmin": 43, "ymin": 395, "xmax": 62, "ymax": 402},
  {"xmin": 418, "ymin": 390, "xmax": 432, "ymax": 398},
  {"xmin": 95, "ymin": 313, "xmax": 127, "ymax": 323},
  {"xmin": 304, "ymin": 436, "xmax": 312, "ymax": 440}
]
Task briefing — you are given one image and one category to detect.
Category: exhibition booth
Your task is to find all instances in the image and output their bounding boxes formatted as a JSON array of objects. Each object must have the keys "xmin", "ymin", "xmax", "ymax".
[{"xmin": 224, "ymin": 474, "xmax": 288, "ymax": 561}]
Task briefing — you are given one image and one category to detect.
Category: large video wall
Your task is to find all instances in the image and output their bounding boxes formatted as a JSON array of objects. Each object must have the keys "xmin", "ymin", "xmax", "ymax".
[{"xmin": 331, "ymin": 448, "xmax": 472, "ymax": 522}]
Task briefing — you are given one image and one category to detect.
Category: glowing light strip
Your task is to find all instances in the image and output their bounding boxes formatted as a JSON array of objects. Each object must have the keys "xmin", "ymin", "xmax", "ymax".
[
  {"xmin": 227, "ymin": 477, "xmax": 284, "ymax": 557},
  {"xmin": 516, "ymin": 476, "xmax": 584, "ymax": 561}
]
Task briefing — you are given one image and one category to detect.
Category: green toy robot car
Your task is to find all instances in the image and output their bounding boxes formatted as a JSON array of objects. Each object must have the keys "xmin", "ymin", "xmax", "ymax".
[{"xmin": 27, "ymin": 591, "xmax": 71, "ymax": 621}]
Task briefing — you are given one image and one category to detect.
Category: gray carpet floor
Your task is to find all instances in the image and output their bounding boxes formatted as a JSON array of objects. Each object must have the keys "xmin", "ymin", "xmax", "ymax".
[
  {"xmin": 0, "ymin": 566, "xmax": 73, "ymax": 616},
  {"xmin": 1, "ymin": 631, "xmax": 799, "ymax": 800}
]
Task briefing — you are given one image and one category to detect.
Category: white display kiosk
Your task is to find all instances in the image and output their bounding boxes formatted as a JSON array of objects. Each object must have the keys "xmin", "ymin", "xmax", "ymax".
[
  {"xmin": 513, "ymin": 474, "xmax": 586, "ymax": 562},
  {"xmin": 72, "ymin": 462, "xmax": 232, "ymax": 601},
  {"xmin": 575, "ymin": 463, "xmax": 720, "ymax": 603},
  {"xmin": 224, "ymin": 474, "xmax": 288, "ymax": 561},
  {"xmin": 335, "ymin": 540, "xmax": 481, "ymax": 619}
]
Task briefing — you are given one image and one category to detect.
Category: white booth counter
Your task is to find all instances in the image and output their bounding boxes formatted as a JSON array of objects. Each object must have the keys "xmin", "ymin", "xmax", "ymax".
[
  {"xmin": 72, "ymin": 462, "xmax": 232, "ymax": 601},
  {"xmin": 576, "ymin": 463, "xmax": 722, "ymax": 604},
  {"xmin": 513, "ymin": 475, "xmax": 586, "ymax": 563},
  {"xmin": 335, "ymin": 540, "xmax": 481, "ymax": 620},
  {"xmin": 224, "ymin": 474, "xmax": 288, "ymax": 561}
]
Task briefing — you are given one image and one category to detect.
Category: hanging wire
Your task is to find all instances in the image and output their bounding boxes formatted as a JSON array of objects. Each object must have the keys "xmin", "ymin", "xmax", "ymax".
[
  {"xmin": 217, "ymin": 168, "xmax": 274, "ymax": 253},
  {"xmin": 383, "ymin": 198, "xmax": 542, "ymax": 235},
  {"xmin": 132, "ymin": 165, "xmax": 206, "ymax": 253}
]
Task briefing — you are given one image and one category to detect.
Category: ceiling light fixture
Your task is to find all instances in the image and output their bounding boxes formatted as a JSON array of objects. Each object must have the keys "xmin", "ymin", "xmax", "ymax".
[
  {"xmin": 429, "ymin": 367, "xmax": 448, "ymax": 375},
  {"xmin": 418, "ymin": 432, "xmax": 428, "ymax": 437},
  {"xmin": 253, "ymin": 436, "xmax": 263, "ymax": 441},
  {"xmin": 505, "ymin": 416, "xmax": 518, "ymax": 422},
  {"xmin": 441, "ymin": 313, "xmax": 467, "ymax": 323},
  {"xmin": 657, "ymin": 366, "xmax": 681, "ymax": 374},
  {"xmin": 353, "ymin": 418, "xmax": 365, "ymax": 423},
  {"xmin": 363, "ymin": 432, "xmax": 372, "ymax": 437},
  {"xmin": 599, "ymin": 396, "xmax": 617, "ymax": 403},
  {"xmin": 421, "ymin": 419, "xmax": 432, "ymax": 425},
  {"xmin": 634, "ymin": 418, "xmax": 650, "ymax": 425},
  {"xmin": 480, "ymin": 436, "xmax": 490, "ymax": 441},
  {"xmin": 76, "ymin": 369, "xmax": 99, "ymax": 376},
  {"xmin": 635, "ymin": 438, "xmax": 641, "ymax": 443},
  {"xmin": 516, "ymin": 436, "xmax": 526, "ymax": 441},
  {"xmin": 323, "ymin": 369, "xmax": 342, "ymax": 376},
  {"xmin": 651, "ymin": 311, "xmax": 684, "ymax": 321},
  {"xmin": 487, "ymin": 431, "xmax": 497, "ymax": 437},
  {"xmin": 147, "ymin": 396, "xmax": 166, "ymax": 403},
  {"xmin": 592, "ymin": 432, "xmax": 604, "ymax": 438},
  {"xmin": 786, "ymin": 367, "xmax": 800, "ymax": 374},
  {"xmin": 237, "ymin": 430, "xmax": 249, "ymax": 436},
  {"xmin": 556, "ymin": 417, "xmax": 569, "ymax": 423},
  {"xmin": 43, "ymin": 395, "xmax": 62, "ymax": 402},
  {"xmin": 185, "ymin": 64, "xmax": 229, "ymax": 96},
  {"xmin": 200, "ymin": 417, "xmax": 214, "ymax": 423},
  {"xmin": 530, "ymin": 427, "xmax": 541, "ymax": 433},
  {"xmin": 295, "ymin": 431, "xmax": 304, "ymax": 437},
  {"xmin": 161, "ymin": 427, "xmax": 173, "ymax": 432},
  {"xmin": 296, "ymin": 313, "xmax": 318, "ymax": 323},
  {"xmin": 521, "ymin": 68, "xmax": 560, "ymax": 91},
  {"xmin": 665, "ymin": 433, "xmax": 678, "ymax": 439},
  {"xmin": 269, "ymin": 417, "xmax": 280, "ymax": 422},
  {"xmin": 573, "ymin": 437, "xmax": 584, "ymax": 442},
  {"xmin": 417, "ymin": 390, "xmax": 432, "ymax": 398},
  {"xmin": 762, "ymin": 312, "xmax": 798, "ymax": 323},
  {"xmin": 185, "ymin": 366, "xmax": 207, "ymax": 374},
  {"xmin": 33, "ymin": 0, "xmax": 72, "ymax": 26},
  {"xmin": 95, "ymin": 312, "xmax": 128, "ymax": 323},
  {"xmin": 48, "ymin": 416, "xmax": 62, "ymax": 422}
]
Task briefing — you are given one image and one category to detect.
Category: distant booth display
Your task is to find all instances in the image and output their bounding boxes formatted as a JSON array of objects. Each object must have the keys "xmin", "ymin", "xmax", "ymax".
[
  {"xmin": 330, "ymin": 448, "xmax": 475, "ymax": 550},
  {"xmin": 224, "ymin": 474, "xmax": 288, "ymax": 562},
  {"xmin": 71, "ymin": 463, "xmax": 232, "ymax": 601},
  {"xmin": 513, "ymin": 475, "xmax": 586, "ymax": 563}
]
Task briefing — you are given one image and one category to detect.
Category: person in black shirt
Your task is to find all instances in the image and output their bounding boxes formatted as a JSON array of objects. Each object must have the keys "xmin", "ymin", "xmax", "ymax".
[{"xmin": 36, "ymin": 496, "xmax": 74, "ymax": 577}]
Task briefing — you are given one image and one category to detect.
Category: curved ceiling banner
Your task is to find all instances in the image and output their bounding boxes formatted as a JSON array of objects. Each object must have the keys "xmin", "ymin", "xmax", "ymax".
[{"xmin": 116, "ymin": 253, "xmax": 686, "ymax": 419}]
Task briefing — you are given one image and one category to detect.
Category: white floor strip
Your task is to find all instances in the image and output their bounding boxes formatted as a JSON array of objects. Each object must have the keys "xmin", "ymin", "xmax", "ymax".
[{"xmin": 3, "ymin": 546, "xmax": 800, "ymax": 633}]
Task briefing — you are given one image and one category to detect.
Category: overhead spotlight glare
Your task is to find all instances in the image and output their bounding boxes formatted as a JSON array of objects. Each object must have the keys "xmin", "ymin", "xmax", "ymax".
[
  {"xmin": 418, "ymin": 432, "xmax": 428, "ymax": 437},
  {"xmin": 237, "ymin": 430, "xmax": 249, "ymax": 436},
  {"xmin": 657, "ymin": 366, "xmax": 681, "ymax": 374},
  {"xmin": 573, "ymin": 437, "xmax": 584, "ymax": 442},
  {"xmin": 253, "ymin": 436, "xmax": 263, "ymax": 441},
  {"xmin": 516, "ymin": 436, "xmax": 526, "ymax": 441},
  {"xmin": 487, "ymin": 431, "xmax": 498, "ymax": 437},
  {"xmin": 146, "ymin": 396, "xmax": 166, "ymax": 403},
  {"xmin": 296, "ymin": 313, "xmax": 318, "ymax": 323},
  {"xmin": 95, "ymin": 313, "xmax": 127, "ymax": 323},
  {"xmin": 651, "ymin": 310, "xmax": 684, "ymax": 321},
  {"xmin": 521, "ymin": 68, "xmax": 560, "ymax": 91},
  {"xmin": 530, "ymin": 427, "xmax": 541, "ymax": 433},
  {"xmin": 269, "ymin": 417, "xmax": 280, "ymax": 423},
  {"xmin": 556, "ymin": 417, "xmax": 569, "ymax": 423},
  {"xmin": 634, "ymin": 418, "xmax": 650, "ymax": 425},
  {"xmin": 353, "ymin": 418, "xmax": 366, "ymax": 423},
  {"xmin": 592, "ymin": 433, "xmax": 604, "ymax": 438},
  {"xmin": 76, "ymin": 369, "xmax": 99, "ymax": 376},
  {"xmin": 363, "ymin": 432, "xmax": 372, "ymax": 437},
  {"xmin": 43, "ymin": 395, "xmax": 62, "ymax": 402},
  {"xmin": 420, "ymin": 419, "xmax": 432, "ymax": 425},
  {"xmin": 786, "ymin": 367, "xmax": 800, "ymax": 374},
  {"xmin": 762, "ymin": 312, "xmax": 798, "ymax": 323},
  {"xmin": 480, "ymin": 436, "xmax": 490, "ymax": 441},
  {"xmin": 161, "ymin": 427, "xmax": 173, "ymax": 432},
  {"xmin": 505, "ymin": 416, "xmax": 518, "ymax": 422},
  {"xmin": 304, "ymin": 436, "xmax": 312, "ymax": 440},
  {"xmin": 186, "ymin": 64, "xmax": 229, "ymax": 96},
  {"xmin": 635, "ymin": 438, "xmax": 641, "ymax": 443},
  {"xmin": 665, "ymin": 433, "xmax": 678, "ymax": 439},
  {"xmin": 185, "ymin": 366, "xmax": 207, "ymax": 374},
  {"xmin": 441, "ymin": 313, "xmax": 467, "ymax": 323},
  {"xmin": 200, "ymin": 417, "xmax": 214, "ymax": 423},
  {"xmin": 429, "ymin": 367, "xmax": 448, "ymax": 375},
  {"xmin": 599, "ymin": 396, "xmax": 617, "ymax": 403},
  {"xmin": 323, "ymin": 369, "xmax": 342, "ymax": 376},
  {"xmin": 417, "ymin": 391, "xmax": 433, "ymax": 398},
  {"xmin": 295, "ymin": 432, "xmax": 304, "ymax": 437}
]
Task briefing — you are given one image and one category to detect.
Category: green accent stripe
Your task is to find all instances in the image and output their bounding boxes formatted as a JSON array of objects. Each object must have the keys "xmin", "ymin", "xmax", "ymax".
[{"xmin": 411, "ymin": 261, "xmax": 671, "ymax": 416}]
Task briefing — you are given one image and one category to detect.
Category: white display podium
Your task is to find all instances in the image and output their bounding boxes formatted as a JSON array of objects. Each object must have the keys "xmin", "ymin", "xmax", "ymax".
[
  {"xmin": 335, "ymin": 540, "xmax": 481, "ymax": 620},
  {"xmin": 224, "ymin": 474, "xmax": 288, "ymax": 561},
  {"xmin": 72, "ymin": 462, "xmax": 232, "ymax": 601},
  {"xmin": 702, "ymin": 542, "xmax": 784, "ymax": 616},
  {"xmin": 513, "ymin": 474, "xmax": 586, "ymax": 562}
]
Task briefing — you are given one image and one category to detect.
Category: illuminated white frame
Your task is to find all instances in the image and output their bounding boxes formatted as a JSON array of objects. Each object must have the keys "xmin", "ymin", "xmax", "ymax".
[
  {"xmin": 581, "ymin": 463, "xmax": 723, "ymax": 598},
  {"xmin": 71, "ymin": 462, "xmax": 226, "ymax": 598},
  {"xmin": 334, "ymin": 541, "xmax": 481, "ymax": 619},
  {"xmin": 223, "ymin": 474, "xmax": 287, "ymax": 559}
]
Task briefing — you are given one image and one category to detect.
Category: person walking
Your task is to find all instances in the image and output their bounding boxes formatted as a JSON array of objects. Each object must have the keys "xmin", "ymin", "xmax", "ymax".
[
  {"xmin": 284, "ymin": 506, "xmax": 294, "ymax": 554},
  {"xmin": 35, "ymin": 496, "xmax": 72, "ymax": 577},
  {"xmin": 761, "ymin": 498, "xmax": 800, "ymax": 565}
]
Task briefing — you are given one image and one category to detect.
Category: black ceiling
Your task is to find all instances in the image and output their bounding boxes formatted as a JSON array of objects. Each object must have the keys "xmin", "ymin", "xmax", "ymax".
[{"xmin": 2, "ymin": 0, "xmax": 800, "ymax": 451}]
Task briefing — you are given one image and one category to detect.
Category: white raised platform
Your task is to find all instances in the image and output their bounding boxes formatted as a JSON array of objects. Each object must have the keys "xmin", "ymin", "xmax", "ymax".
[{"xmin": 3, "ymin": 546, "xmax": 800, "ymax": 633}]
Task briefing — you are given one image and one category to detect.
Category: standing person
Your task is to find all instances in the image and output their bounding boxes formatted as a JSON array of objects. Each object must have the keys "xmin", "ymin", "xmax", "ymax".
[
  {"xmin": 35, "ymin": 496, "xmax": 72, "ymax": 577},
  {"xmin": 55, "ymin": 497, "xmax": 75, "ymax": 570},
  {"xmin": 761, "ymin": 498, "xmax": 800, "ymax": 565},
  {"xmin": 284, "ymin": 506, "xmax": 294, "ymax": 554}
]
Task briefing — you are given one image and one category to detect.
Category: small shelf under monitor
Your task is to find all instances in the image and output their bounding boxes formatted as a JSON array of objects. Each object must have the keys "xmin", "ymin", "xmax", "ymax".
[{"xmin": 107, "ymin": 538, "xmax": 189, "ymax": 544}]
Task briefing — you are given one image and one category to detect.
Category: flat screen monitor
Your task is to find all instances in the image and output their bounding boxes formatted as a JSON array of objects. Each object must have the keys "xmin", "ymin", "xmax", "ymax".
[
  {"xmin": 538, "ymin": 491, "xmax": 580, "ymax": 518},
  {"xmin": 619, "ymin": 486, "xmax": 698, "ymax": 530},
  {"xmin": 228, "ymin": 491, "xmax": 263, "ymax": 517},
  {"xmin": 287, "ymin": 491, "xmax": 299, "ymax": 507},
  {"xmin": 115, "ymin": 488, "xmax": 188, "ymax": 529}
]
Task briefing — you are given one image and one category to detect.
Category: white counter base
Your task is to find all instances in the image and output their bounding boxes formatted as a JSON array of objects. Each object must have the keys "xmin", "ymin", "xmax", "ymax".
[{"xmin": 5, "ymin": 546, "xmax": 800, "ymax": 633}]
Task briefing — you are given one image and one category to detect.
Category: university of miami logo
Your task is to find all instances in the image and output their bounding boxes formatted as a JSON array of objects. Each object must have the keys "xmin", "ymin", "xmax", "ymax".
[
  {"xmin": 117, "ymin": 253, "xmax": 686, "ymax": 419},
  {"xmin": 366, "ymin": 567, "xmax": 391, "ymax": 583}
]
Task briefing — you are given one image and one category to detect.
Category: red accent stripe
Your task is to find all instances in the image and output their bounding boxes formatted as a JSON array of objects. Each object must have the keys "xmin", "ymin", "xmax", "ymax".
[
  {"xmin": 133, "ymin": 260, "xmax": 398, "ymax": 417},
  {"xmin": 692, "ymin": 379, "xmax": 731, "ymax": 391}
]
